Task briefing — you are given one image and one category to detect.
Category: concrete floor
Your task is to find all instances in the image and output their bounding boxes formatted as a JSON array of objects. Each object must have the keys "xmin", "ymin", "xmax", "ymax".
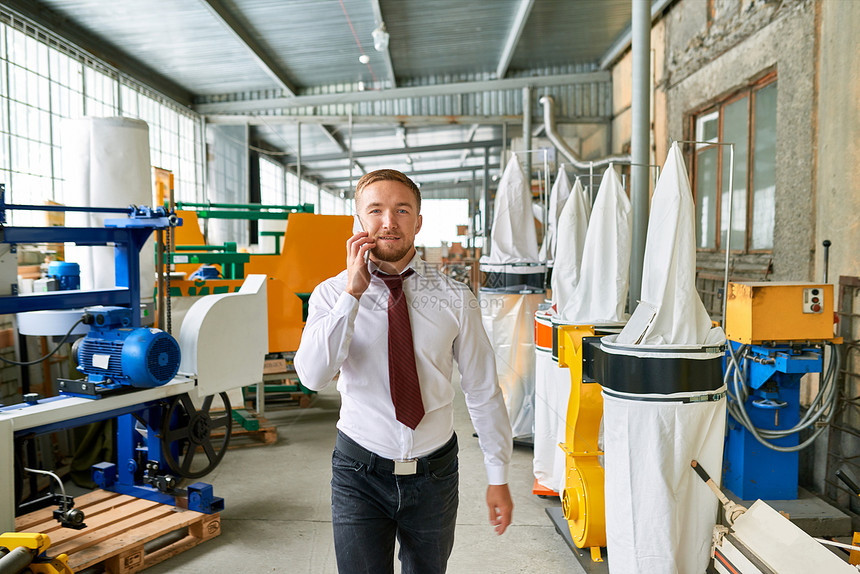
[{"xmin": 145, "ymin": 378, "xmax": 587, "ymax": 574}]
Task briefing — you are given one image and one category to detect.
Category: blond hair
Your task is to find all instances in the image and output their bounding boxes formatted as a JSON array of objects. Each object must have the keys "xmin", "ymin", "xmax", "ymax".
[{"xmin": 354, "ymin": 169, "xmax": 421, "ymax": 212}]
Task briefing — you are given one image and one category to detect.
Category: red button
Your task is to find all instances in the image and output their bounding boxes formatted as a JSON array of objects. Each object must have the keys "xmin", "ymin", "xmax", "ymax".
[
  {"xmin": 812, "ymin": 304, "xmax": 821, "ymax": 312},
  {"xmin": 812, "ymin": 297, "xmax": 819, "ymax": 303}
]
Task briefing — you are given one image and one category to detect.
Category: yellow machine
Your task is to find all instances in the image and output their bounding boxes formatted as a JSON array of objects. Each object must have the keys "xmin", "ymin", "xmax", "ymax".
[
  {"xmin": 0, "ymin": 533, "xmax": 74, "ymax": 574},
  {"xmin": 725, "ymin": 281, "xmax": 836, "ymax": 344},
  {"xmin": 169, "ymin": 210, "xmax": 352, "ymax": 354},
  {"xmin": 555, "ymin": 324, "xmax": 606, "ymax": 562}
]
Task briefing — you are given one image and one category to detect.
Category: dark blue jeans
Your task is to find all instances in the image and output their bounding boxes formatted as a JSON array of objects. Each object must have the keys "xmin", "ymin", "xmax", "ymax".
[{"xmin": 330, "ymin": 438, "xmax": 459, "ymax": 574}]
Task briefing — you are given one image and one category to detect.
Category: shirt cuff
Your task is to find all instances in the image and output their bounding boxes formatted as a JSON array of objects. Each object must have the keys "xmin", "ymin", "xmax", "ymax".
[
  {"xmin": 334, "ymin": 290, "xmax": 360, "ymax": 318},
  {"xmin": 485, "ymin": 464, "xmax": 509, "ymax": 486}
]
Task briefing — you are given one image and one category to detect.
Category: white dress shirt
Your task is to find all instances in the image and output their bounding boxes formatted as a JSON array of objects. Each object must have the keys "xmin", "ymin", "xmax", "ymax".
[{"xmin": 294, "ymin": 254, "xmax": 512, "ymax": 485}]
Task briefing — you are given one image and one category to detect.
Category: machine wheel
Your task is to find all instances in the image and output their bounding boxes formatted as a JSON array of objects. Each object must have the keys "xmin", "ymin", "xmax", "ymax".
[{"xmin": 160, "ymin": 392, "xmax": 232, "ymax": 479}]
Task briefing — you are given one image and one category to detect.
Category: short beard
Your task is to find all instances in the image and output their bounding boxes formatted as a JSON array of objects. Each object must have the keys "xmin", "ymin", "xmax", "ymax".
[{"xmin": 371, "ymin": 242, "xmax": 414, "ymax": 263}]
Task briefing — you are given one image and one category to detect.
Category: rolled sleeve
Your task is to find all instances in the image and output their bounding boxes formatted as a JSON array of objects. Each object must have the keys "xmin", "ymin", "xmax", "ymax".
[
  {"xmin": 453, "ymin": 289, "xmax": 513, "ymax": 485},
  {"xmin": 294, "ymin": 285, "xmax": 358, "ymax": 391}
]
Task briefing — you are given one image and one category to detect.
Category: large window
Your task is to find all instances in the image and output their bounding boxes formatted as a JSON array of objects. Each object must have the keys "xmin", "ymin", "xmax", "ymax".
[
  {"xmin": 259, "ymin": 156, "xmax": 285, "ymax": 205},
  {"xmin": 691, "ymin": 75, "xmax": 777, "ymax": 252},
  {"xmin": 0, "ymin": 13, "xmax": 203, "ymax": 225}
]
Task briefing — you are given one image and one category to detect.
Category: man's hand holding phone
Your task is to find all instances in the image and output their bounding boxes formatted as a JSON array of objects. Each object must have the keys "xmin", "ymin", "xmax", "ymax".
[{"xmin": 345, "ymin": 230, "xmax": 375, "ymax": 300}]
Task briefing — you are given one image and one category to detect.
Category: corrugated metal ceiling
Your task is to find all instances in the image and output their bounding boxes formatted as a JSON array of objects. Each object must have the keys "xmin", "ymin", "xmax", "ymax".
[{"xmin": 12, "ymin": 0, "xmax": 643, "ymax": 197}]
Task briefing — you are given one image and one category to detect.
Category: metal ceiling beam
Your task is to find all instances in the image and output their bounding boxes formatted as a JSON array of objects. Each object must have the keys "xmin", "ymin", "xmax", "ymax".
[
  {"xmin": 396, "ymin": 126, "xmax": 414, "ymax": 167},
  {"xmin": 370, "ymin": 0, "xmax": 397, "ymax": 88},
  {"xmin": 328, "ymin": 181, "xmax": 487, "ymax": 200},
  {"xmin": 598, "ymin": 0, "xmax": 675, "ymax": 70},
  {"xmin": 318, "ymin": 163, "xmax": 500, "ymax": 184},
  {"xmin": 459, "ymin": 124, "xmax": 481, "ymax": 166},
  {"xmin": 200, "ymin": 0, "xmax": 298, "ymax": 95},
  {"xmin": 298, "ymin": 139, "xmax": 502, "ymax": 163},
  {"xmin": 316, "ymin": 124, "xmax": 367, "ymax": 174},
  {"xmin": 1, "ymin": 0, "xmax": 193, "ymax": 106},
  {"xmin": 412, "ymin": 180, "xmax": 485, "ymax": 195},
  {"xmin": 206, "ymin": 114, "xmax": 608, "ymax": 126},
  {"xmin": 496, "ymin": 0, "xmax": 535, "ymax": 79},
  {"xmin": 194, "ymin": 71, "xmax": 610, "ymax": 115}
]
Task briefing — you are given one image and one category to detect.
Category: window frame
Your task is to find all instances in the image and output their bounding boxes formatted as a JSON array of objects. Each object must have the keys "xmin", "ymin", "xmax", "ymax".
[{"xmin": 688, "ymin": 71, "xmax": 777, "ymax": 254}]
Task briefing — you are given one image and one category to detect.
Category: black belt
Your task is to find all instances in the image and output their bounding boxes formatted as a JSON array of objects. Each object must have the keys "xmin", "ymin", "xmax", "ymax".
[{"xmin": 335, "ymin": 431, "xmax": 458, "ymax": 476}]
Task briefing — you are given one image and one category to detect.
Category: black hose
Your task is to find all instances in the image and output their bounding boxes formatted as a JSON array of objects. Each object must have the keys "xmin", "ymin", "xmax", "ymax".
[{"xmin": 0, "ymin": 318, "xmax": 84, "ymax": 366}]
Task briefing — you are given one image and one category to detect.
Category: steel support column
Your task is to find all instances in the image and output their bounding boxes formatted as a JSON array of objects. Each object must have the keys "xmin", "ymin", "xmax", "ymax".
[
  {"xmin": 629, "ymin": 0, "xmax": 651, "ymax": 310},
  {"xmin": 484, "ymin": 147, "xmax": 491, "ymax": 257},
  {"xmin": 523, "ymin": 86, "xmax": 532, "ymax": 190},
  {"xmin": 297, "ymin": 122, "xmax": 302, "ymax": 202}
]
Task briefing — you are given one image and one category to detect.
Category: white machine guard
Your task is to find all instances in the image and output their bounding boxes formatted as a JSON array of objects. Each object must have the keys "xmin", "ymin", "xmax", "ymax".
[{"xmin": 177, "ymin": 274, "xmax": 268, "ymax": 396}]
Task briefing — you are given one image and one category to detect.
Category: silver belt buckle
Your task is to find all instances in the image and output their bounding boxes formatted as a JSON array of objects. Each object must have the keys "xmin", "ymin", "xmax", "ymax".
[{"xmin": 393, "ymin": 459, "xmax": 418, "ymax": 475}]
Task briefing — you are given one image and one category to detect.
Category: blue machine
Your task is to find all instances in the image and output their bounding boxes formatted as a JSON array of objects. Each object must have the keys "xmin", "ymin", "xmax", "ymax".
[
  {"xmin": 722, "ymin": 281, "xmax": 842, "ymax": 501},
  {"xmin": 47, "ymin": 261, "xmax": 81, "ymax": 291},
  {"xmin": 723, "ymin": 342, "xmax": 834, "ymax": 500},
  {"xmin": 62, "ymin": 306, "xmax": 181, "ymax": 397},
  {"xmin": 1, "ymin": 189, "xmax": 229, "ymax": 518}
]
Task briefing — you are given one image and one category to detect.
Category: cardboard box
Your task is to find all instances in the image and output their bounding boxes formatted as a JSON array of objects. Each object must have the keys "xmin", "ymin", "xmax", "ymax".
[{"xmin": 263, "ymin": 358, "xmax": 287, "ymax": 374}]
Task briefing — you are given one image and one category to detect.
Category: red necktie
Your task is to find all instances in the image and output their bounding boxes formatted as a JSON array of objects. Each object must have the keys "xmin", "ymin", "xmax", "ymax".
[{"xmin": 374, "ymin": 268, "xmax": 424, "ymax": 430}]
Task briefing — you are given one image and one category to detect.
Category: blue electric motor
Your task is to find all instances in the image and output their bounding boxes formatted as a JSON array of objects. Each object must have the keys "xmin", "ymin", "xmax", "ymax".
[
  {"xmin": 75, "ymin": 306, "xmax": 181, "ymax": 388},
  {"xmin": 47, "ymin": 261, "xmax": 81, "ymax": 291}
]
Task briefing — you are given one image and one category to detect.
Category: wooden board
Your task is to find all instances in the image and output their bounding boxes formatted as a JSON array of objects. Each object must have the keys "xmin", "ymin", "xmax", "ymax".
[
  {"xmin": 15, "ymin": 489, "xmax": 220, "ymax": 573},
  {"xmin": 212, "ymin": 413, "xmax": 277, "ymax": 449}
]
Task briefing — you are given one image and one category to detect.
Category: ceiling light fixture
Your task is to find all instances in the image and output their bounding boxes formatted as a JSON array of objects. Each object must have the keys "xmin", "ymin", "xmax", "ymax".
[{"xmin": 372, "ymin": 23, "xmax": 389, "ymax": 52}]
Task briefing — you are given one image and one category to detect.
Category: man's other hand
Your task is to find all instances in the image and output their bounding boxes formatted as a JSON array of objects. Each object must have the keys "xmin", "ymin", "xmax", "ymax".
[{"xmin": 486, "ymin": 484, "xmax": 513, "ymax": 535}]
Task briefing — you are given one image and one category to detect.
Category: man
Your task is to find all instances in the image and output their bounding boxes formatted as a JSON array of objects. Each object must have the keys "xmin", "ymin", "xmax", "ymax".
[{"xmin": 295, "ymin": 169, "xmax": 513, "ymax": 574}]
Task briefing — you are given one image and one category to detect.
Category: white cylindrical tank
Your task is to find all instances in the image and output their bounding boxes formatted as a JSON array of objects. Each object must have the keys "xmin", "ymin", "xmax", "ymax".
[{"xmin": 63, "ymin": 117, "xmax": 154, "ymax": 308}]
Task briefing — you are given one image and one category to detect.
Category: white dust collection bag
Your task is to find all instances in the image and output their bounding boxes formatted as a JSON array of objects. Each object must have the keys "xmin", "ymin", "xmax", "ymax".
[
  {"xmin": 481, "ymin": 156, "xmax": 540, "ymax": 270},
  {"xmin": 579, "ymin": 176, "xmax": 592, "ymax": 222},
  {"xmin": 551, "ymin": 177, "xmax": 589, "ymax": 308},
  {"xmin": 532, "ymin": 308, "xmax": 572, "ymax": 493},
  {"xmin": 560, "ymin": 165, "xmax": 631, "ymax": 324},
  {"xmin": 538, "ymin": 167, "xmax": 572, "ymax": 265},
  {"xmin": 63, "ymin": 118, "xmax": 154, "ymax": 299},
  {"xmin": 601, "ymin": 370, "xmax": 726, "ymax": 574},
  {"xmin": 480, "ymin": 290, "xmax": 545, "ymax": 439},
  {"xmin": 616, "ymin": 142, "xmax": 714, "ymax": 346},
  {"xmin": 599, "ymin": 143, "xmax": 727, "ymax": 574}
]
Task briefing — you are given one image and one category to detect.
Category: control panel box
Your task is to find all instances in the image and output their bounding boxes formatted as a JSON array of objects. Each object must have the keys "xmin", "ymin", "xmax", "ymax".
[{"xmin": 725, "ymin": 282, "xmax": 836, "ymax": 344}]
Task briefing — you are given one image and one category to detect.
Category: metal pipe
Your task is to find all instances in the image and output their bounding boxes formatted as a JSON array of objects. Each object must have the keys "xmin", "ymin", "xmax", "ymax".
[
  {"xmin": 0, "ymin": 546, "xmax": 34, "ymax": 573},
  {"xmin": 523, "ymin": 86, "xmax": 532, "ymax": 190},
  {"xmin": 677, "ymin": 140, "xmax": 735, "ymax": 326},
  {"xmin": 196, "ymin": 71, "xmax": 611, "ymax": 115},
  {"xmin": 348, "ymin": 107, "xmax": 354, "ymax": 192},
  {"xmin": 156, "ymin": 229, "xmax": 165, "ymax": 329},
  {"xmin": 176, "ymin": 201, "xmax": 306, "ymax": 210},
  {"xmin": 501, "ymin": 122, "xmax": 507, "ymax": 173},
  {"xmin": 539, "ymin": 96, "xmax": 630, "ymax": 169},
  {"xmin": 543, "ymin": 150, "xmax": 550, "ymax": 261},
  {"xmin": 629, "ymin": 0, "xmax": 651, "ymax": 310},
  {"xmin": 3, "ymin": 203, "xmax": 132, "ymax": 214},
  {"xmin": 724, "ymin": 143, "xmax": 735, "ymax": 324},
  {"xmin": 296, "ymin": 121, "xmax": 302, "ymax": 201},
  {"xmin": 484, "ymin": 147, "xmax": 491, "ymax": 257}
]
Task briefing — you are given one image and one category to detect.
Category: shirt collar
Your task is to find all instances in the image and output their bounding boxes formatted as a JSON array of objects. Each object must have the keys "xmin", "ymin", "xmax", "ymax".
[{"xmin": 368, "ymin": 252, "xmax": 427, "ymax": 278}]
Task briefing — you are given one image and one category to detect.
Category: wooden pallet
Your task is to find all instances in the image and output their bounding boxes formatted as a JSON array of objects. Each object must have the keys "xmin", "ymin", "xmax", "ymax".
[
  {"xmin": 15, "ymin": 489, "xmax": 220, "ymax": 573},
  {"xmin": 211, "ymin": 413, "xmax": 278, "ymax": 450}
]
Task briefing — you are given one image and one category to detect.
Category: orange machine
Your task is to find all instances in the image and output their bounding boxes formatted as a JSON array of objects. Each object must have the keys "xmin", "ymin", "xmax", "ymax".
[{"xmin": 167, "ymin": 210, "xmax": 352, "ymax": 354}]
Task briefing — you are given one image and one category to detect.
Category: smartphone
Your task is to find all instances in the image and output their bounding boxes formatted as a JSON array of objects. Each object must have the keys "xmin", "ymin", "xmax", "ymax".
[{"xmin": 353, "ymin": 215, "xmax": 370, "ymax": 262}]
